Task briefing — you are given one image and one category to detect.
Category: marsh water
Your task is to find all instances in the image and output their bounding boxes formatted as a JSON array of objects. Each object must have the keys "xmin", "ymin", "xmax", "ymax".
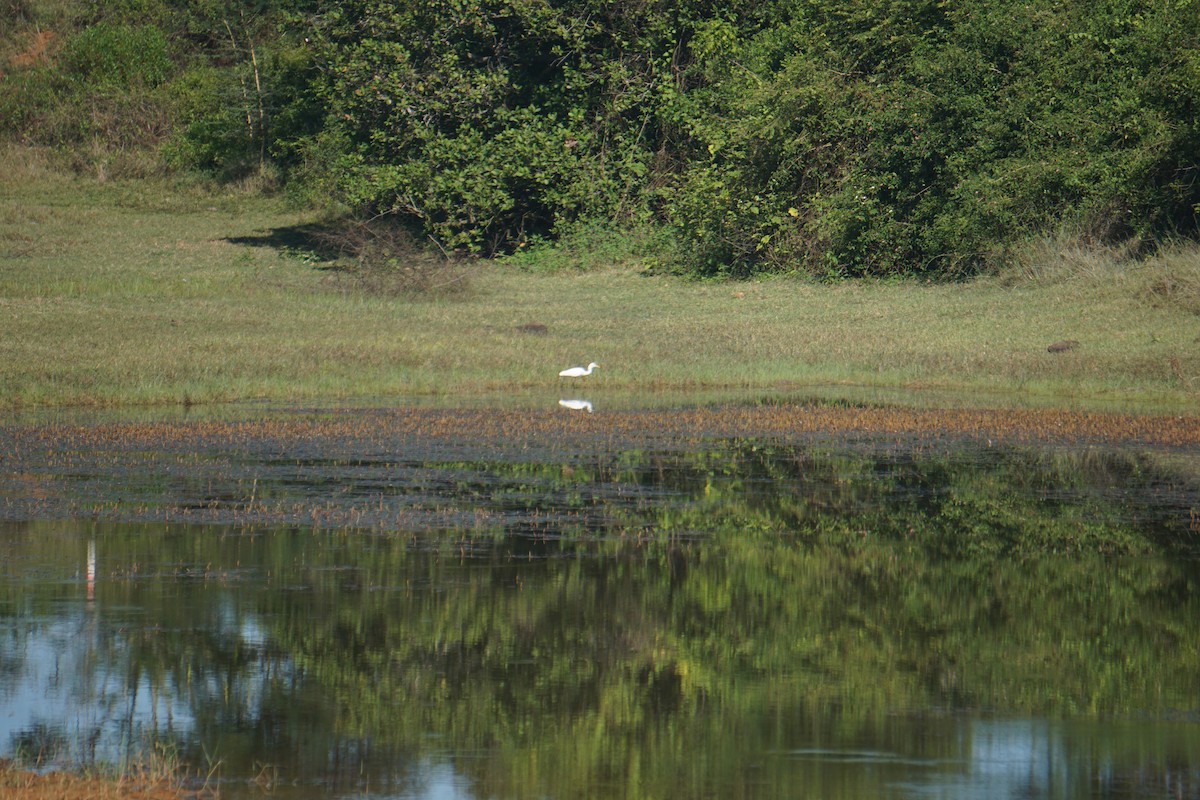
[{"xmin": 1, "ymin": 401, "xmax": 1199, "ymax": 799}]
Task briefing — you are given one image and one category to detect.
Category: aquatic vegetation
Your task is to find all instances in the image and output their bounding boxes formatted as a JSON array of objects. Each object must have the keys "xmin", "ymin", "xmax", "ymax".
[
  {"xmin": 2, "ymin": 401, "xmax": 1199, "ymax": 798},
  {"xmin": 1, "ymin": 404, "xmax": 1197, "ymax": 540}
]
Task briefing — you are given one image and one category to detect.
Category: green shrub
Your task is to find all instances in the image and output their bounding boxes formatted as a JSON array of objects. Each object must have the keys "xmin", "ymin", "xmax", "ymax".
[
  {"xmin": 0, "ymin": 22, "xmax": 174, "ymax": 156},
  {"xmin": 60, "ymin": 23, "xmax": 171, "ymax": 89},
  {"xmin": 0, "ymin": 66, "xmax": 60, "ymax": 141},
  {"xmin": 296, "ymin": 0, "xmax": 696, "ymax": 255},
  {"xmin": 659, "ymin": 0, "xmax": 1200, "ymax": 277},
  {"xmin": 164, "ymin": 30, "xmax": 321, "ymax": 180}
]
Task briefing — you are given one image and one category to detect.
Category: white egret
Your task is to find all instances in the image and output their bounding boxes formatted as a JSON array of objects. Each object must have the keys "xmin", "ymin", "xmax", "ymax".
[
  {"xmin": 559, "ymin": 362, "xmax": 599, "ymax": 377},
  {"xmin": 558, "ymin": 399, "xmax": 594, "ymax": 412}
]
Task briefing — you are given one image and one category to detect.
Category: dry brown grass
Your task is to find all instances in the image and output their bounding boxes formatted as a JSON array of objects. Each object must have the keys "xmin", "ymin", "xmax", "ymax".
[
  {"xmin": 0, "ymin": 761, "xmax": 202, "ymax": 800},
  {"xmin": 4, "ymin": 30, "xmax": 56, "ymax": 70},
  {"xmin": 310, "ymin": 215, "xmax": 472, "ymax": 298},
  {"xmin": 1138, "ymin": 243, "xmax": 1200, "ymax": 316}
]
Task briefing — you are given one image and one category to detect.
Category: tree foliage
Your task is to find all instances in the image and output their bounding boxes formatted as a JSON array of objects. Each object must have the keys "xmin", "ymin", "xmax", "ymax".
[
  {"xmin": 286, "ymin": 0, "xmax": 1199, "ymax": 273},
  {"xmin": 661, "ymin": 0, "xmax": 1200, "ymax": 276},
  {"xmin": 295, "ymin": 0, "xmax": 724, "ymax": 253},
  {"xmin": 2, "ymin": 0, "xmax": 1198, "ymax": 275}
]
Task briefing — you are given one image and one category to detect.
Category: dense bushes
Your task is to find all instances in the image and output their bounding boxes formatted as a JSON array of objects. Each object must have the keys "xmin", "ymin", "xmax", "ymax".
[
  {"xmin": 2, "ymin": 0, "xmax": 1197, "ymax": 277},
  {"xmin": 648, "ymin": 0, "xmax": 1200, "ymax": 276},
  {"xmin": 291, "ymin": 0, "xmax": 1198, "ymax": 276},
  {"xmin": 294, "ymin": 0, "xmax": 694, "ymax": 252},
  {"xmin": 0, "ymin": 1, "xmax": 318, "ymax": 179},
  {"xmin": 0, "ymin": 22, "xmax": 173, "ymax": 156}
]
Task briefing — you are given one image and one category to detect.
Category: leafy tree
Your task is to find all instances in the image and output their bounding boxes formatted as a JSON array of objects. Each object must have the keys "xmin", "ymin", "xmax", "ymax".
[
  {"xmin": 2, "ymin": 0, "xmax": 1196, "ymax": 275},
  {"xmin": 663, "ymin": 0, "xmax": 1200, "ymax": 276},
  {"xmin": 293, "ymin": 0, "xmax": 769, "ymax": 253},
  {"xmin": 163, "ymin": 0, "xmax": 323, "ymax": 179}
]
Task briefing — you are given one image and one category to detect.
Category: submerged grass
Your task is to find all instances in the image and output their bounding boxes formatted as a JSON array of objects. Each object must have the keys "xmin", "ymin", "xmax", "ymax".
[{"xmin": 1, "ymin": 146, "xmax": 1198, "ymax": 412}]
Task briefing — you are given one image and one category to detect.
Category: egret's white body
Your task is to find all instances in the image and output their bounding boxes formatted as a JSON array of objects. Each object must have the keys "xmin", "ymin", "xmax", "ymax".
[
  {"xmin": 558, "ymin": 362, "xmax": 599, "ymax": 377},
  {"xmin": 558, "ymin": 399, "xmax": 594, "ymax": 412}
]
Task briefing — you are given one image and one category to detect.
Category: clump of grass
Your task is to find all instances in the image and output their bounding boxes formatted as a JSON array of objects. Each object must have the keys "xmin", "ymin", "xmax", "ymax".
[
  {"xmin": 995, "ymin": 227, "xmax": 1200, "ymax": 319},
  {"xmin": 994, "ymin": 227, "xmax": 1143, "ymax": 287},
  {"xmin": 311, "ymin": 216, "xmax": 472, "ymax": 298},
  {"xmin": 0, "ymin": 744, "xmax": 214, "ymax": 800},
  {"xmin": 0, "ymin": 142, "xmax": 63, "ymax": 183},
  {"xmin": 501, "ymin": 220, "xmax": 671, "ymax": 272},
  {"xmin": 1137, "ymin": 243, "xmax": 1200, "ymax": 316}
]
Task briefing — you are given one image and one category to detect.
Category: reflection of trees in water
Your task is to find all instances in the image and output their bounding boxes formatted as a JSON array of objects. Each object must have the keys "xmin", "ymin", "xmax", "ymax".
[
  {"xmin": 1, "ymin": 438, "xmax": 1198, "ymax": 796},
  {"xmin": 9, "ymin": 722, "xmax": 69, "ymax": 764},
  {"xmin": 0, "ymin": 610, "xmax": 193, "ymax": 770}
]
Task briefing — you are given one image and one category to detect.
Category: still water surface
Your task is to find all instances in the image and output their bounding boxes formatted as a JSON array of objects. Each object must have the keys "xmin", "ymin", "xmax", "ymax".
[{"xmin": 1, "ymin": 403, "xmax": 1198, "ymax": 799}]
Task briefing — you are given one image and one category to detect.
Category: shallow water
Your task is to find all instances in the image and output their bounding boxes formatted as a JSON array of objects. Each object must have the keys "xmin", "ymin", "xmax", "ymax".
[{"xmin": 1, "ymin": 403, "xmax": 1199, "ymax": 799}]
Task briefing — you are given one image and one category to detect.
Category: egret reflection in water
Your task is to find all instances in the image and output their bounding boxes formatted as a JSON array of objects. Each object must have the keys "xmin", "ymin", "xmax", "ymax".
[{"xmin": 558, "ymin": 398, "xmax": 594, "ymax": 412}]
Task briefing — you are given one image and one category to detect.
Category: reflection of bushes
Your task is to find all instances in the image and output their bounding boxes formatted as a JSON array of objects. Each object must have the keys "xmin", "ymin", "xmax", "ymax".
[
  {"xmin": 603, "ymin": 442, "xmax": 1182, "ymax": 558},
  {"xmin": 9, "ymin": 722, "xmax": 69, "ymax": 765},
  {"xmin": 9, "ymin": 439, "xmax": 1200, "ymax": 737},
  {"xmin": 9, "ymin": 503, "xmax": 1200, "ymax": 795}
]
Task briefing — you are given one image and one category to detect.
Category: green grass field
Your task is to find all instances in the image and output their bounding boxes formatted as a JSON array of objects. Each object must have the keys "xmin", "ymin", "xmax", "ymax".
[{"xmin": 2, "ymin": 146, "xmax": 1198, "ymax": 413}]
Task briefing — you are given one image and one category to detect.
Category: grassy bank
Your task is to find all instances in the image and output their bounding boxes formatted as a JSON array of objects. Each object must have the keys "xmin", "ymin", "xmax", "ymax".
[
  {"xmin": 1, "ymin": 147, "xmax": 1198, "ymax": 413},
  {"xmin": 0, "ymin": 758, "xmax": 203, "ymax": 800}
]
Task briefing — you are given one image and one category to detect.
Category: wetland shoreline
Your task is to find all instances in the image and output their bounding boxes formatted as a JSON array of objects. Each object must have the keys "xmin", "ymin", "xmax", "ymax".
[
  {"xmin": 7, "ymin": 402, "xmax": 1200, "ymax": 454},
  {"xmin": 3, "ymin": 401, "xmax": 1199, "ymax": 799},
  {"xmin": 3, "ymin": 402, "xmax": 1198, "ymax": 535}
]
